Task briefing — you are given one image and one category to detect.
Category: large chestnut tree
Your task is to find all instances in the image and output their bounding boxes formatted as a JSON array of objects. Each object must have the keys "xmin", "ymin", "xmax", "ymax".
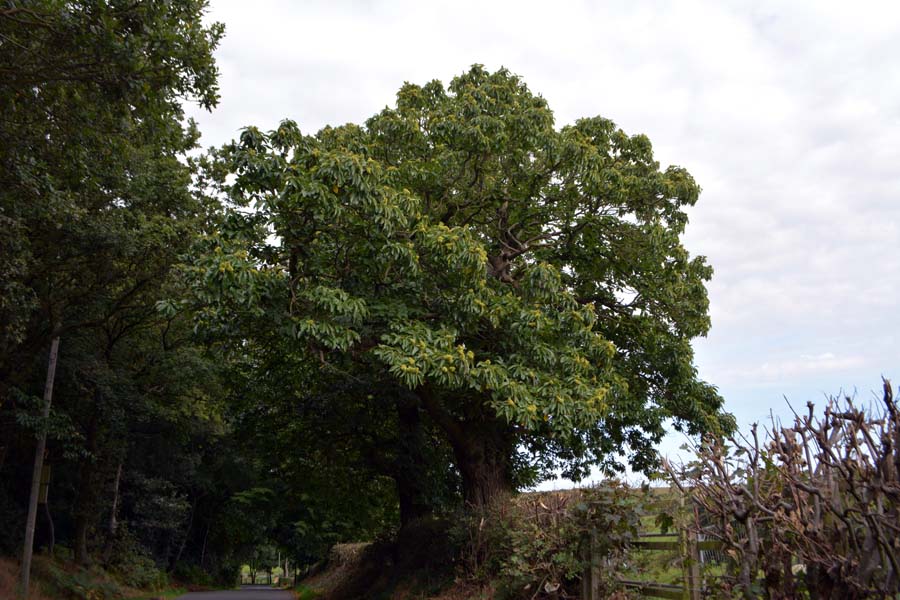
[{"xmin": 190, "ymin": 66, "xmax": 731, "ymax": 508}]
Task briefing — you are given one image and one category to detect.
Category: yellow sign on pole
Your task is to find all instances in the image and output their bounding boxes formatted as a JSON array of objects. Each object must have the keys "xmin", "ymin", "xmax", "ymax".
[{"xmin": 38, "ymin": 464, "xmax": 51, "ymax": 504}]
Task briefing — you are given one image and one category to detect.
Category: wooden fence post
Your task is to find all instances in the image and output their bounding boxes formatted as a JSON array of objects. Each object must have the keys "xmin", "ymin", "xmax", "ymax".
[
  {"xmin": 582, "ymin": 531, "xmax": 592, "ymax": 600},
  {"xmin": 680, "ymin": 528, "xmax": 701, "ymax": 600},
  {"xmin": 582, "ymin": 530, "xmax": 603, "ymax": 600}
]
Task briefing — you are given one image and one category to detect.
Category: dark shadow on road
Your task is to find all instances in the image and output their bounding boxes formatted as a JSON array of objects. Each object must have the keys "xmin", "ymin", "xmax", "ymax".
[{"xmin": 176, "ymin": 585, "xmax": 294, "ymax": 599}]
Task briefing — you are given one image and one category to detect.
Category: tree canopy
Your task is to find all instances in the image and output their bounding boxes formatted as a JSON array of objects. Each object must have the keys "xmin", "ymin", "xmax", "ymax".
[
  {"xmin": 0, "ymin": 0, "xmax": 258, "ymax": 588},
  {"xmin": 0, "ymin": 0, "xmax": 222, "ymax": 379},
  {"xmin": 188, "ymin": 65, "xmax": 732, "ymax": 507}
]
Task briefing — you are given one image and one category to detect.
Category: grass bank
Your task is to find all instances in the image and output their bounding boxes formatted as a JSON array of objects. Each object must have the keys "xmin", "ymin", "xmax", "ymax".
[{"xmin": 0, "ymin": 555, "xmax": 189, "ymax": 600}]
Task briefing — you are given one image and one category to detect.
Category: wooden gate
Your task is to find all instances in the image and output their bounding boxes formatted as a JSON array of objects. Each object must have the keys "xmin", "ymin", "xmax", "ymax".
[{"xmin": 581, "ymin": 528, "xmax": 719, "ymax": 600}]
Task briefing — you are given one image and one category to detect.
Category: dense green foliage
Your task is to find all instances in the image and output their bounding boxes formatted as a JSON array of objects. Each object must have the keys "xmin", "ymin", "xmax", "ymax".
[
  {"xmin": 0, "ymin": 0, "xmax": 221, "ymax": 361},
  {"xmin": 0, "ymin": 0, "xmax": 263, "ymax": 588},
  {"xmin": 186, "ymin": 66, "xmax": 730, "ymax": 510},
  {"xmin": 1, "ymin": 1, "xmax": 730, "ymax": 591}
]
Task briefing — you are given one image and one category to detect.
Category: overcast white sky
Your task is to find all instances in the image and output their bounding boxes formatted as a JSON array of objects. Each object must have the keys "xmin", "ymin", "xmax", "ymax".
[{"xmin": 186, "ymin": 0, "xmax": 900, "ymax": 473}]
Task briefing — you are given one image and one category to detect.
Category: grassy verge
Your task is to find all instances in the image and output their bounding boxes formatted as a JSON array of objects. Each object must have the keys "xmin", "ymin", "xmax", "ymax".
[
  {"xmin": 294, "ymin": 584, "xmax": 319, "ymax": 599},
  {"xmin": 134, "ymin": 588, "xmax": 187, "ymax": 599},
  {"xmin": 1, "ymin": 555, "xmax": 198, "ymax": 600}
]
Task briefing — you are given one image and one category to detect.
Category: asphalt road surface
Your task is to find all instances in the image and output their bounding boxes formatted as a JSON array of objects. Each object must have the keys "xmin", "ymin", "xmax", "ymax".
[{"xmin": 176, "ymin": 585, "xmax": 294, "ymax": 599}]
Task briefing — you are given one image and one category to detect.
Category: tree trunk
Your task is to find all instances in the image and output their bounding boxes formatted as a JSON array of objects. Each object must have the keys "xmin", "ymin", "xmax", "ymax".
[
  {"xmin": 102, "ymin": 459, "xmax": 123, "ymax": 564},
  {"xmin": 419, "ymin": 389, "xmax": 515, "ymax": 508},
  {"xmin": 108, "ymin": 460, "xmax": 122, "ymax": 535},
  {"xmin": 73, "ymin": 494, "xmax": 92, "ymax": 565},
  {"xmin": 19, "ymin": 335, "xmax": 60, "ymax": 599},
  {"xmin": 453, "ymin": 431, "xmax": 515, "ymax": 508},
  {"xmin": 171, "ymin": 494, "xmax": 197, "ymax": 570},
  {"xmin": 395, "ymin": 393, "xmax": 433, "ymax": 526},
  {"xmin": 200, "ymin": 520, "xmax": 210, "ymax": 569},
  {"xmin": 37, "ymin": 461, "xmax": 54, "ymax": 553},
  {"xmin": 43, "ymin": 500, "xmax": 55, "ymax": 555},
  {"xmin": 74, "ymin": 395, "xmax": 101, "ymax": 566}
]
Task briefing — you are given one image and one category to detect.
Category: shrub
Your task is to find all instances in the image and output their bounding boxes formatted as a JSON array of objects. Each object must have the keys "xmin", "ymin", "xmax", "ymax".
[
  {"xmin": 103, "ymin": 526, "xmax": 168, "ymax": 590},
  {"xmin": 666, "ymin": 380, "xmax": 900, "ymax": 599},
  {"xmin": 33, "ymin": 559, "xmax": 125, "ymax": 600},
  {"xmin": 114, "ymin": 553, "xmax": 168, "ymax": 590},
  {"xmin": 453, "ymin": 483, "xmax": 647, "ymax": 599},
  {"xmin": 171, "ymin": 563, "xmax": 214, "ymax": 588}
]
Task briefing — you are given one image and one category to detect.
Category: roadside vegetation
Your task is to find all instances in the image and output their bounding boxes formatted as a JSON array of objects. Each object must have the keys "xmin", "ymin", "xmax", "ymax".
[
  {"xmin": 0, "ymin": 555, "xmax": 188, "ymax": 600},
  {"xmin": 292, "ymin": 381, "xmax": 899, "ymax": 599}
]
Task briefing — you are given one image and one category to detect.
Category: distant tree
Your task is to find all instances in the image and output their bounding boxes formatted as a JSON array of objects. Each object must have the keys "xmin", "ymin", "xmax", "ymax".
[
  {"xmin": 0, "ymin": 0, "xmax": 224, "ymax": 591},
  {"xmin": 189, "ymin": 66, "xmax": 733, "ymax": 509},
  {"xmin": 0, "ymin": 0, "xmax": 222, "ymax": 383}
]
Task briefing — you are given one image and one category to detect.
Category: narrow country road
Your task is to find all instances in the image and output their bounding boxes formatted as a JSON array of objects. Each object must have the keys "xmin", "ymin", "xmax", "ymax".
[{"xmin": 176, "ymin": 585, "xmax": 294, "ymax": 599}]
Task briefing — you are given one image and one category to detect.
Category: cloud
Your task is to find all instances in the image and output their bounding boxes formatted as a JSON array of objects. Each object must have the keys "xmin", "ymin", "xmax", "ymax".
[
  {"xmin": 186, "ymin": 0, "xmax": 900, "ymax": 431},
  {"xmin": 719, "ymin": 352, "xmax": 867, "ymax": 384}
]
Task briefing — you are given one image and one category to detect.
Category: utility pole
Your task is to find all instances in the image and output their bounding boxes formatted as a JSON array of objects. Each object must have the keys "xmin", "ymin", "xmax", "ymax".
[{"xmin": 18, "ymin": 336, "xmax": 60, "ymax": 599}]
